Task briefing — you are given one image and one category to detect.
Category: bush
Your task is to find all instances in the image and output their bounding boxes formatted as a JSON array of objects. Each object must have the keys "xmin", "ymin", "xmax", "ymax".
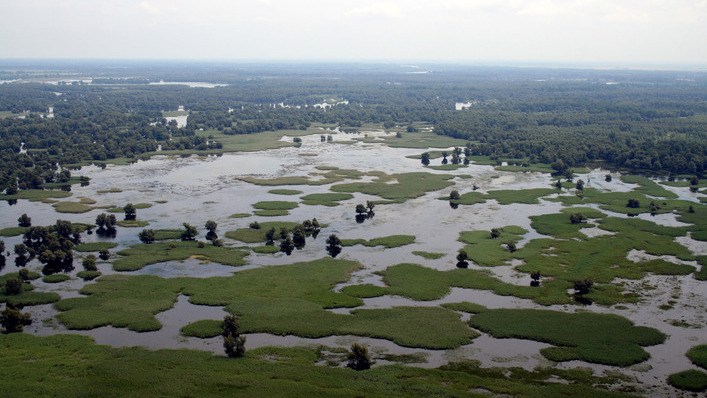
[{"xmin": 347, "ymin": 343, "xmax": 371, "ymax": 370}]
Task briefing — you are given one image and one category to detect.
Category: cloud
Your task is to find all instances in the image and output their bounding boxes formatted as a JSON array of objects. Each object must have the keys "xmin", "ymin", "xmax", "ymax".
[{"xmin": 346, "ymin": 2, "xmax": 403, "ymax": 18}]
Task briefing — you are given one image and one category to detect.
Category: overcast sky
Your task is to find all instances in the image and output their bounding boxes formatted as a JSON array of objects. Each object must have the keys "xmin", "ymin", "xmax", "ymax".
[{"xmin": 1, "ymin": 0, "xmax": 706, "ymax": 67}]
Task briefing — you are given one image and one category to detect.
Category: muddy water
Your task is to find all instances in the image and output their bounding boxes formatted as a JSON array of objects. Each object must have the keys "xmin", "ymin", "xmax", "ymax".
[{"xmin": 1, "ymin": 132, "xmax": 705, "ymax": 396}]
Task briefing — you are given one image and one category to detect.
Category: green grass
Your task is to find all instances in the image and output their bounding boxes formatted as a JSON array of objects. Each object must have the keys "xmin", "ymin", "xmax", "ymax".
[
  {"xmin": 458, "ymin": 226, "xmax": 527, "ymax": 266},
  {"xmin": 253, "ymin": 209, "xmax": 290, "ymax": 217},
  {"xmin": 76, "ymin": 271, "xmax": 102, "ymax": 280},
  {"xmin": 153, "ymin": 229, "xmax": 185, "ymax": 240},
  {"xmin": 42, "ymin": 274, "xmax": 71, "ymax": 283},
  {"xmin": 239, "ymin": 167, "xmax": 365, "ymax": 187},
  {"xmin": 251, "ymin": 245, "xmax": 281, "ymax": 254},
  {"xmin": 620, "ymin": 175, "xmax": 678, "ymax": 199},
  {"xmin": 412, "ymin": 251, "xmax": 446, "ymax": 260},
  {"xmin": 74, "ymin": 242, "xmax": 118, "ymax": 252},
  {"xmin": 668, "ymin": 370, "xmax": 707, "ymax": 392},
  {"xmin": 228, "ymin": 213, "xmax": 251, "ymax": 218},
  {"xmin": 112, "ymin": 241, "xmax": 249, "ymax": 271},
  {"xmin": 688, "ymin": 345, "xmax": 707, "ymax": 369},
  {"xmin": 495, "ymin": 163, "xmax": 554, "ymax": 173},
  {"xmin": 1, "ymin": 291, "xmax": 61, "ymax": 306},
  {"xmin": 331, "ymin": 172, "xmax": 454, "ymax": 203},
  {"xmin": 339, "ymin": 284, "xmax": 388, "ymax": 298},
  {"xmin": 341, "ymin": 235, "xmax": 415, "ymax": 249},
  {"xmin": 300, "ymin": 193, "xmax": 354, "ymax": 206},
  {"xmin": 55, "ymin": 258, "xmax": 474, "ymax": 349},
  {"xmin": 51, "ymin": 201, "xmax": 96, "ymax": 213},
  {"xmin": 0, "ymin": 226, "xmax": 29, "ymax": 237},
  {"xmin": 252, "ymin": 201, "xmax": 299, "ymax": 211},
  {"xmin": 441, "ymin": 302, "xmax": 488, "ymax": 314},
  {"xmin": 0, "ymin": 189, "xmax": 72, "ymax": 201},
  {"xmin": 108, "ymin": 203, "xmax": 153, "ymax": 213},
  {"xmin": 96, "ymin": 187, "xmax": 123, "ymax": 194},
  {"xmin": 354, "ymin": 130, "xmax": 469, "ymax": 149},
  {"xmin": 530, "ymin": 208, "xmax": 606, "ymax": 239},
  {"xmin": 225, "ymin": 221, "xmax": 301, "ymax": 243},
  {"xmin": 469, "ymin": 309, "xmax": 665, "ymax": 366},
  {"xmin": 446, "ymin": 188, "xmax": 556, "ymax": 206},
  {"xmin": 428, "ymin": 164, "xmax": 467, "ymax": 171},
  {"xmin": 268, "ymin": 189, "xmax": 303, "ymax": 195},
  {"xmin": 0, "ymin": 334, "xmax": 637, "ymax": 398},
  {"xmin": 180, "ymin": 319, "xmax": 223, "ymax": 338},
  {"xmin": 116, "ymin": 219, "xmax": 150, "ymax": 228}
]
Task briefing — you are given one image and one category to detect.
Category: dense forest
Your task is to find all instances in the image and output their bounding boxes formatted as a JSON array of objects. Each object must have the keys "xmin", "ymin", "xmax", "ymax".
[{"xmin": 0, "ymin": 62, "xmax": 705, "ymax": 192}]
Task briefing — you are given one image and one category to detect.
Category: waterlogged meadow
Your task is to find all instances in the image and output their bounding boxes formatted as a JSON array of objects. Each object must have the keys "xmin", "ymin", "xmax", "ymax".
[{"xmin": 0, "ymin": 127, "xmax": 704, "ymax": 397}]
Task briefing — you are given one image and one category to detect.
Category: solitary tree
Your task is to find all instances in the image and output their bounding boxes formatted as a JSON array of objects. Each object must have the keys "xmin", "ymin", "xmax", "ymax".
[
  {"xmin": 181, "ymin": 223, "xmax": 198, "ymax": 241},
  {"xmin": 4, "ymin": 278, "xmax": 22, "ymax": 296},
  {"xmin": 574, "ymin": 279, "xmax": 593, "ymax": 295},
  {"xmin": 506, "ymin": 242, "xmax": 517, "ymax": 252},
  {"xmin": 575, "ymin": 179, "xmax": 585, "ymax": 191},
  {"xmin": 249, "ymin": 221, "xmax": 261, "ymax": 230},
  {"xmin": 530, "ymin": 271, "xmax": 541, "ymax": 287},
  {"xmin": 124, "ymin": 203, "xmax": 137, "ymax": 221},
  {"xmin": 292, "ymin": 226, "xmax": 306, "ymax": 250},
  {"xmin": 449, "ymin": 190, "xmax": 460, "ymax": 201},
  {"xmin": 420, "ymin": 152, "xmax": 430, "ymax": 166},
  {"xmin": 456, "ymin": 249, "xmax": 469, "ymax": 268},
  {"xmin": 1, "ymin": 306, "xmax": 32, "ymax": 333},
  {"xmin": 17, "ymin": 214, "xmax": 31, "ymax": 228},
  {"xmin": 605, "ymin": 174, "xmax": 612, "ymax": 182},
  {"xmin": 98, "ymin": 249, "xmax": 110, "ymax": 261},
  {"xmin": 626, "ymin": 199, "xmax": 640, "ymax": 209},
  {"xmin": 355, "ymin": 204, "xmax": 367, "ymax": 215},
  {"xmin": 265, "ymin": 228, "xmax": 276, "ymax": 246},
  {"xmin": 441, "ymin": 151, "xmax": 449, "ymax": 165},
  {"xmin": 222, "ymin": 315, "xmax": 246, "ymax": 358},
  {"xmin": 569, "ymin": 213, "xmax": 587, "ymax": 224},
  {"xmin": 347, "ymin": 343, "xmax": 372, "ymax": 371},
  {"xmin": 366, "ymin": 201, "xmax": 376, "ymax": 214},
  {"xmin": 138, "ymin": 229, "xmax": 156, "ymax": 244},
  {"xmin": 326, "ymin": 234, "xmax": 342, "ymax": 258},
  {"xmin": 490, "ymin": 228, "xmax": 501, "ymax": 239},
  {"xmin": 205, "ymin": 220, "xmax": 218, "ymax": 241}
]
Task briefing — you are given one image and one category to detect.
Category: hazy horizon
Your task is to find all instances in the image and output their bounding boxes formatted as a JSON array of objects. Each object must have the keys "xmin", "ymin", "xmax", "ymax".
[{"xmin": 2, "ymin": 1, "xmax": 706, "ymax": 69}]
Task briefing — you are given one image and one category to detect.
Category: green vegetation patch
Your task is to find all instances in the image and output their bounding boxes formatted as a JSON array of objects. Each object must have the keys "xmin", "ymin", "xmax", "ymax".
[
  {"xmin": 96, "ymin": 187, "xmax": 123, "ymax": 194},
  {"xmin": 268, "ymin": 189, "xmax": 303, "ymax": 195},
  {"xmin": 668, "ymin": 370, "xmax": 707, "ymax": 392},
  {"xmin": 42, "ymin": 274, "xmax": 71, "ymax": 283},
  {"xmin": 153, "ymin": 229, "xmax": 185, "ymax": 241},
  {"xmin": 0, "ymin": 334, "xmax": 636, "ymax": 398},
  {"xmin": 228, "ymin": 213, "xmax": 251, "ymax": 219},
  {"xmin": 116, "ymin": 220, "xmax": 150, "ymax": 228},
  {"xmin": 0, "ymin": 189, "xmax": 72, "ymax": 202},
  {"xmin": 354, "ymin": 130, "xmax": 469, "ymax": 149},
  {"xmin": 252, "ymin": 201, "xmax": 299, "ymax": 211},
  {"xmin": 108, "ymin": 203, "xmax": 152, "ymax": 213},
  {"xmin": 412, "ymin": 251, "xmax": 446, "ymax": 260},
  {"xmin": 253, "ymin": 209, "xmax": 289, "ymax": 217},
  {"xmin": 341, "ymin": 235, "xmax": 415, "ymax": 249},
  {"xmin": 300, "ymin": 193, "xmax": 354, "ymax": 206},
  {"xmin": 441, "ymin": 302, "xmax": 488, "ymax": 314},
  {"xmin": 339, "ymin": 284, "xmax": 387, "ymax": 298},
  {"xmin": 331, "ymin": 172, "xmax": 454, "ymax": 203},
  {"xmin": 181, "ymin": 319, "xmax": 223, "ymax": 338},
  {"xmin": 469, "ymin": 309, "xmax": 666, "ymax": 366},
  {"xmin": 77, "ymin": 271, "xmax": 102, "ymax": 280},
  {"xmin": 239, "ymin": 167, "xmax": 365, "ymax": 186},
  {"xmin": 428, "ymin": 164, "xmax": 467, "ymax": 171},
  {"xmin": 620, "ymin": 175, "xmax": 678, "ymax": 199},
  {"xmin": 55, "ymin": 258, "xmax": 474, "ymax": 349},
  {"xmin": 75, "ymin": 242, "xmax": 118, "ymax": 252},
  {"xmin": 112, "ymin": 241, "xmax": 249, "ymax": 271},
  {"xmin": 52, "ymin": 201, "xmax": 96, "ymax": 214},
  {"xmin": 530, "ymin": 208, "xmax": 606, "ymax": 239},
  {"xmin": 251, "ymin": 245, "xmax": 281, "ymax": 254},
  {"xmin": 458, "ymin": 226, "xmax": 527, "ymax": 266},
  {"xmin": 688, "ymin": 345, "xmax": 707, "ymax": 369},
  {"xmin": 225, "ymin": 221, "xmax": 301, "ymax": 243},
  {"xmin": 0, "ymin": 226, "xmax": 29, "ymax": 237},
  {"xmin": 446, "ymin": 188, "xmax": 556, "ymax": 206}
]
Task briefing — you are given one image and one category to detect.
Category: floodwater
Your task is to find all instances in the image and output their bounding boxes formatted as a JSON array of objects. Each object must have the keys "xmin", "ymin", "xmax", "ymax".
[
  {"xmin": 149, "ymin": 81, "xmax": 228, "ymax": 88},
  {"xmin": 1, "ymin": 130, "xmax": 705, "ymax": 397}
]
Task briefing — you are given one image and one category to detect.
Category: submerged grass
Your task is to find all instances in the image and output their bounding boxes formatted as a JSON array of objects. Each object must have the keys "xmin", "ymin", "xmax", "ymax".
[
  {"xmin": 341, "ymin": 235, "xmax": 415, "ymax": 249},
  {"xmin": 112, "ymin": 241, "xmax": 249, "ymax": 271},
  {"xmin": 75, "ymin": 242, "xmax": 118, "ymax": 252},
  {"xmin": 300, "ymin": 193, "xmax": 354, "ymax": 206}
]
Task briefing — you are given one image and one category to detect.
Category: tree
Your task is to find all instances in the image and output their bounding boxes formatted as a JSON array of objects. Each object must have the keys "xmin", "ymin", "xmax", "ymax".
[
  {"xmin": 420, "ymin": 152, "xmax": 430, "ymax": 166},
  {"xmin": 138, "ymin": 229, "xmax": 156, "ymax": 244},
  {"xmin": 205, "ymin": 220, "xmax": 218, "ymax": 241},
  {"xmin": 554, "ymin": 179, "xmax": 562, "ymax": 189},
  {"xmin": 355, "ymin": 204, "xmax": 367, "ymax": 215},
  {"xmin": 222, "ymin": 315, "xmax": 246, "ymax": 358},
  {"xmin": 1, "ymin": 306, "xmax": 32, "ymax": 333},
  {"xmin": 456, "ymin": 249, "xmax": 469, "ymax": 268},
  {"xmin": 265, "ymin": 227, "xmax": 276, "ymax": 246},
  {"xmin": 530, "ymin": 271, "xmax": 541, "ymax": 287},
  {"xmin": 17, "ymin": 213, "xmax": 31, "ymax": 227},
  {"xmin": 347, "ymin": 343, "xmax": 371, "ymax": 371},
  {"xmin": 605, "ymin": 174, "xmax": 612, "ymax": 182},
  {"xmin": 124, "ymin": 203, "xmax": 137, "ymax": 220},
  {"xmin": 575, "ymin": 179, "xmax": 584, "ymax": 190},
  {"xmin": 441, "ymin": 151, "xmax": 448, "ymax": 165},
  {"xmin": 574, "ymin": 279, "xmax": 593, "ymax": 295},
  {"xmin": 249, "ymin": 221, "xmax": 261, "ymax": 230},
  {"xmin": 690, "ymin": 176, "xmax": 699, "ymax": 186},
  {"xmin": 569, "ymin": 213, "xmax": 587, "ymax": 224},
  {"xmin": 626, "ymin": 199, "xmax": 640, "ymax": 209},
  {"xmin": 96, "ymin": 213, "xmax": 117, "ymax": 232},
  {"xmin": 449, "ymin": 190, "xmax": 460, "ymax": 200},
  {"xmin": 98, "ymin": 249, "xmax": 110, "ymax": 261},
  {"xmin": 506, "ymin": 242, "xmax": 517, "ymax": 252},
  {"xmin": 326, "ymin": 234, "xmax": 342, "ymax": 258},
  {"xmin": 366, "ymin": 201, "xmax": 375, "ymax": 214},
  {"xmin": 181, "ymin": 223, "xmax": 198, "ymax": 241},
  {"xmin": 292, "ymin": 226, "xmax": 306, "ymax": 250},
  {"xmin": 4, "ymin": 278, "xmax": 22, "ymax": 296},
  {"xmin": 82, "ymin": 255, "xmax": 98, "ymax": 271},
  {"xmin": 280, "ymin": 235, "xmax": 294, "ymax": 255},
  {"xmin": 490, "ymin": 228, "xmax": 501, "ymax": 239}
]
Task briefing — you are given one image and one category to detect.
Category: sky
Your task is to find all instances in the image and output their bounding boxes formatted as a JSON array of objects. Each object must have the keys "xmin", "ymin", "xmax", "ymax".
[{"xmin": 1, "ymin": 0, "xmax": 706, "ymax": 67}]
